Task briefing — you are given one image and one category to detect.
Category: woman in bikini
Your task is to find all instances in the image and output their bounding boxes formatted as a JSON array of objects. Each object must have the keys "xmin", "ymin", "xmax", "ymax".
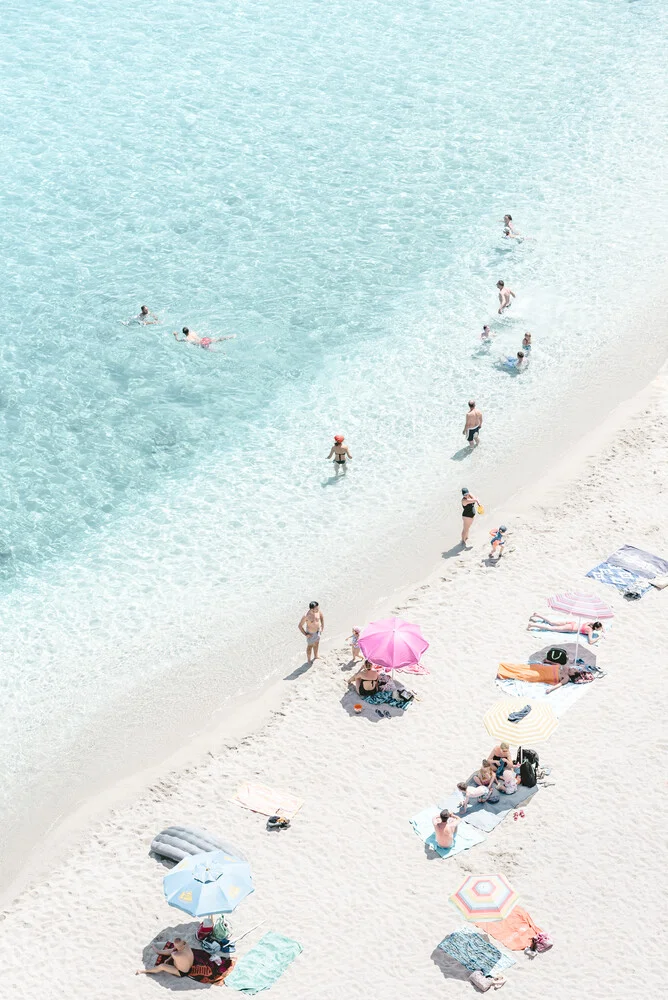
[
  {"xmin": 299, "ymin": 601, "xmax": 325, "ymax": 662},
  {"xmin": 527, "ymin": 614, "xmax": 604, "ymax": 645},
  {"xmin": 327, "ymin": 435, "xmax": 352, "ymax": 475}
]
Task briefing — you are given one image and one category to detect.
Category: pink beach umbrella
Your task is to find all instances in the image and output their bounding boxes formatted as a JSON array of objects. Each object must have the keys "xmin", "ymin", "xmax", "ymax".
[
  {"xmin": 358, "ymin": 617, "xmax": 429, "ymax": 674},
  {"xmin": 546, "ymin": 591, "xmax": 614, "ymax": 665}
]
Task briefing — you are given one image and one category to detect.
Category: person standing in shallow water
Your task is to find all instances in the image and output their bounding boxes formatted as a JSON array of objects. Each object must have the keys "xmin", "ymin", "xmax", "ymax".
[
  {"xmin": 463, "ymin": 400, "xmax": 483, "ymax": 448},
  {"xmin": 327, "ymin": 435, "xmax": 352, "ymax": 475},
  {"xmin": 299, "ymin": 601, "xmax": 324, "ymax": 663},
  {"xmin": 496, "ymin": 280, "xmax": 515, "ymax": 314}
]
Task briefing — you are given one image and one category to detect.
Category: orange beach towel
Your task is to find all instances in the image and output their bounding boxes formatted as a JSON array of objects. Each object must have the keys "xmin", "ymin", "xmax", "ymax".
[
  {"xmin": 476, "ymin": 906, "xmax": 543, "ymax": 951},
  {"xmin": 497, "ymin": 662, "xmax": 560, "ymax": 685}
]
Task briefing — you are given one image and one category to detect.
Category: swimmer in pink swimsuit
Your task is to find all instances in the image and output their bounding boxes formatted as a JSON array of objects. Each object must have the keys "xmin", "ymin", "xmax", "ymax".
[{"xmin": 173, "ymin": 327, "xmax": 236, "ymax": 349}]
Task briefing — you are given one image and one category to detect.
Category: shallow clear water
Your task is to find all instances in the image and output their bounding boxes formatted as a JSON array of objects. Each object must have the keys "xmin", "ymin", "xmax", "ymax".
[{"xmin": 1, "ymin": 0, "xmax": 667, "ymax": 866}]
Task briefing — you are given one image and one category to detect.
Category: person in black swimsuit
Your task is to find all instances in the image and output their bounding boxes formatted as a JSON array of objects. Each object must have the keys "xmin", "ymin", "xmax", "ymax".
[
  {"xmin": 461, "ymin": 487, "xmax": 479, "ymax": 545},
  {"xmin": 349, "ymin": 661, "xmax": 380, "ymax": 697}
]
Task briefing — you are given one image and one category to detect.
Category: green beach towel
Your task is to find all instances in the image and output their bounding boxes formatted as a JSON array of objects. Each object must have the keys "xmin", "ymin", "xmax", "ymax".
[{"xmin": 225, "ymin": 932, "xmax": 302, "ymax": 994}]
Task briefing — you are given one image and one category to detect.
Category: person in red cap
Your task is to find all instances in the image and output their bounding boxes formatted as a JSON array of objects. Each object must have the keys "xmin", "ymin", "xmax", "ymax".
[{"xmin": 327, "ymin": 435, "xmax": 352, "ymax": 476}]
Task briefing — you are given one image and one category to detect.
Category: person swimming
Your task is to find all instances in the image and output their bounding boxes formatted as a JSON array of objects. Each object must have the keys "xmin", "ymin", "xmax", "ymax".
[
  {"xmin": 172, "ymin": 327, "xmax": 236, "ymax": 350},
  {"xmin": 522, "ymin": 332, "xmax": 532, "ymax": 352},
  {"xmin": 501, "ymin": 351, "xmax": 528, "ymax": 371},
  {"xmin": 122, "ymin": 304, "xmax": 158, "ymax": 325},
  {"xmin": 480, "ymin": 324, "xmax": 493, "ymax": 343}
]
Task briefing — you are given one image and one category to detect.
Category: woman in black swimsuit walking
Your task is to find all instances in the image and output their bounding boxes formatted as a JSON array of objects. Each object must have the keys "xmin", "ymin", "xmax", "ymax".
[{"xmin": 461, "ymin": 487, "xmax": 480, "ymax": 545}]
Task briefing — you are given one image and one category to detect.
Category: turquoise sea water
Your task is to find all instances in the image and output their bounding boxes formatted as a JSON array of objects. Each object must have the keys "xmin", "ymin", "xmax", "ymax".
[{"xmin": 1, "ymin": 0, "xmax": 667, "ymax": 870}]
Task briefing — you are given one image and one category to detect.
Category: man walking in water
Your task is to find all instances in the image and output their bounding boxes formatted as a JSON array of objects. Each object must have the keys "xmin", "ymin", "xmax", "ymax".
[
  {"xmin": 463, "ymin": 400, "xmax": 483, "ymax": 448},
  {"xmin": 496, "ymin": 280, "xmax": 516, "ymax": 314}
]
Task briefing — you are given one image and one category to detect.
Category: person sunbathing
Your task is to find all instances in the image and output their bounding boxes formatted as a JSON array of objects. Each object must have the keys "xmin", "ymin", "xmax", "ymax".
[
  {"xmin": 527, "ymin": 613, "xmax": 604, "ymax": 644},
  {"xmin": 432, "ymin": 809, "xmax": 460, "ymax": 849},
  {"xmin": 137, "ymin": 938, "xmax": 194, "ymax": 978},
  {"xmin": 459, "ymin": 760, "xmax": 497, "ymax": 812},
  {"xmin": 349, "ymin": 661, "xmax": 380, "ymax": 697},
  {"xmin": 547, "ymin": 664, "xmax": 595, "ymax": 691}
]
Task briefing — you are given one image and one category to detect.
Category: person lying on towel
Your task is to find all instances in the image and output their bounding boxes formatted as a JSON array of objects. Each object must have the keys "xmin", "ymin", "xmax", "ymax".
[
  {"xmin": 526, "ymin": 613, "xmax": 603, "ymax": 644},
  {"xmin": 498, "ymin": 662, "xmax": 595, "ymax": 688}
]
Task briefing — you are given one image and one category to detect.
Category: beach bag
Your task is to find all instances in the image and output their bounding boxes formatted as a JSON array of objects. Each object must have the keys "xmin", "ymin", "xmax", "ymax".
[
  {"xmin": 533, "ymin": 932, "xmax": 554, "ymax": 953},
  {"xmin": 476, "ymin": 503, "xmax": 485, "ymax": 515},
  {"xmin": 544, "ymin": 646, "xmax": 568, "ymax": 666},
  {"xmin": 213, "ymin": 916, "xmax": 232, "ymax": 943},
  {"xmin": 469, "ymin": 971, "xmax": 505, "ymax": 992},
  {"xmin": 515, "ymin": 746, "xmax": 539, "ymax": 767},
  {"xmin": 520, "ymin": 759, "xmax": 537, "ymax": 788},
  {"xmin": 469, "ymin": 971, "xmax": 495, "ymax": 992},
  {"xmin": 197, "ymin": 918, "xmax": 214, "ymax": 940}
]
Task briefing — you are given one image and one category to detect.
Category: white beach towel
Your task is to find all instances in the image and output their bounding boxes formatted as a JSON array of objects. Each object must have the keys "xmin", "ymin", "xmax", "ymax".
[{"xmin": 232, "ymin": 783, "xmax": 304, "ymax": 820}]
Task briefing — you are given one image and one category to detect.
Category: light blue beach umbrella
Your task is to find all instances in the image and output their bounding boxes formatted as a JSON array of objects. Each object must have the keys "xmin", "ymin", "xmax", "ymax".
[{"xmin": 163, "ymin": 849, "xmax": 254, "ymax": 917}]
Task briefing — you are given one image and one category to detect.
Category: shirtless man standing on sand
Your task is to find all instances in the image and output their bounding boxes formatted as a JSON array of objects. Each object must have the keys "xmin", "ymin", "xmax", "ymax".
[
  {"xmin": 463, "ymin": 400, "xmax": 483, "ymax": 448},
  {"xmin": 299, "ymin": 601, "xmax": 325, "ymax": 663},
  {"xmin": 496, "ymin": 280, "xmax": 516, "ymax": 314}
]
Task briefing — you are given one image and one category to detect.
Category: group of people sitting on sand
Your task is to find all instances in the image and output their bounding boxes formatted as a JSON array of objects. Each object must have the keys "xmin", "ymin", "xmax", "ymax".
[
  {"xmin": 430, "ymin": 743, "xmax": 521, "ymax": 849},
  {"xmin": 456, "ymin": 743, "xmax": 520, "ymax": 811}
]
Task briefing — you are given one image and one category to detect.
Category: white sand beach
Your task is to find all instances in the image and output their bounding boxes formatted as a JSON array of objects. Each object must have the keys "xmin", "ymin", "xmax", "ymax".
[{"xmin": 1, "ymin": 367, "xmax": 668, "ymax": 1000}]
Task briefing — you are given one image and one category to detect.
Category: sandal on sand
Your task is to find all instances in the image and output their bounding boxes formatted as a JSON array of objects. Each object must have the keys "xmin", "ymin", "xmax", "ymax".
[
  {"xmin": 519, "ymin": 809, "xmax": 525, "ymax": 818},
  {"xmin": 514, "ymin": 811, "xmax": 519, "ymax": 821},
  {"xmin": 375, "ymin": 709, "xmax": 384, "ymax": 718}
]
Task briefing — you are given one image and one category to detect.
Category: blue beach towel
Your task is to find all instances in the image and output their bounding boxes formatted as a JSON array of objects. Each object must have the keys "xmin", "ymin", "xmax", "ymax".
[
  {"xmin": 409, "ymin": 806, "xmax": 486, "ymax": 857},
  {"xmin": 438, "ymin": 784, "xmax": 538, "ymax": 833},
  {"xmin": 365, "ymin": 688, "xmax": 413, "ymax": 711},
  {"xmin": 225, "ymin": 932, "xmax": 302, "ymax": 994},
  {"xmin": 586, "ymin": 561, "xmax": 651, "ymax": 595},
  {"xmin": 438, "ymin": 929, "xmax": 515, "ymax": 976}
]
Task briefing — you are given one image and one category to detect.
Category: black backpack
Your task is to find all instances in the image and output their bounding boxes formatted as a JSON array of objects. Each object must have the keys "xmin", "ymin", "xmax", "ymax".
[
  {"xmin": 515, "ymin": 746, "xmax": 539, "ymax": 767},
  {"xmin": 520, "ymin": 759, "xmax": 537, "ymax": 788},
  {"xmin": 544, "ymin": 646, "xmax": 568, "ymax": 665}
]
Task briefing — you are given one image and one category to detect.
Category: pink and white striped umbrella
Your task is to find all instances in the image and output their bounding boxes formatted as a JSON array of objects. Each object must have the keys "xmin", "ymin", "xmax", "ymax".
[
  {"xmin": 358, "ymin": 617, "xmax": 429, "ymax": 673},
  {"xmin": 547, "ymin": 592, "xmax": 614, "ymax": 620}
]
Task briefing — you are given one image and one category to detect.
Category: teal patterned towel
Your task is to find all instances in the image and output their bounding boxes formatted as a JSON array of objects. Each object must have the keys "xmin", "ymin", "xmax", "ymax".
[{"xmin": 225, "ymin": 932, "xmax": 302, "ymax": 994}]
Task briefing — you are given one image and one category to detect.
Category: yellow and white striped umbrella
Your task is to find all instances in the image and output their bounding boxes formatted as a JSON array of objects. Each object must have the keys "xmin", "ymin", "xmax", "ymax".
[{"xmin": 483, "ymin": 698, "xmax": 558, "ymax": 745}]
